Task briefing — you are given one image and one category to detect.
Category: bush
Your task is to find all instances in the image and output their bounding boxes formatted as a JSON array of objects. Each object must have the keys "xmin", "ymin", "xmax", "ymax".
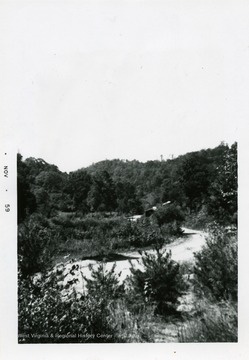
[
  {"xmin": 18, "ymin": 261, "xmax": 153, "ymax": 343},
  {"xmin": 153, "ymin": 204, "xmax": 185, "ymax": 235},
  {"xmin": 18, "ymin": 271, "xmax": 122, "ymax": 343},
  {"xmin": 126, "ymin": 247, "xmax": 186, "ymax": 315},
  {"xmin": 18, "ymin": 214, "xmax": 59, "ymax": 277},
  {"xmin": 193, "ymin": 225, "xmax": 237, "ymax": 301},
  {"xmin": 84, "ymin": 262, "xmax": 124, "ymax": 300}
]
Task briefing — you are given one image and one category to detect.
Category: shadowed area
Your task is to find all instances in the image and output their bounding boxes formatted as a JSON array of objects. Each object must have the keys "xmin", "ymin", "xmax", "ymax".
[
  {"xmin": 81, "ymin": 252, "xmax": 140, "ymax": 262},
  {"xmin": 181, "ymin": 232, "xmax": 197, "ymax": 236}
]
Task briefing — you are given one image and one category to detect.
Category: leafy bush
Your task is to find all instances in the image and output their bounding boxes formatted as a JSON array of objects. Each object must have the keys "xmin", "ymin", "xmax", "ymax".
[
  {"xmin": 18, "ymin": 261, "xmax": 153, "ymax": 343},
  {"xmin": 126, "ymin": 247, "xmax": 186, "ymax": 315},
  {"xmin": 153, "ymin": 204, "xmax": 185, "ymax": 235},
  {"xmin": 193, "ymin": 225, "xmax": 237, "ymax": 301},
  {"xmin": 18, "ymin": 214, "xmax": 59, "ymax": 277},
  {"xmin": 18, "ymin": 271, "xmax": 122, "ymax": 343}
]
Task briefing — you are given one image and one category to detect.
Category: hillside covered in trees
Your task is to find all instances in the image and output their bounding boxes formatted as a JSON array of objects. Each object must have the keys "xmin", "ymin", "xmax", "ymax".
[{"xmin": 18, "ymin": 141, "xmax": 237, "ymax": 227}]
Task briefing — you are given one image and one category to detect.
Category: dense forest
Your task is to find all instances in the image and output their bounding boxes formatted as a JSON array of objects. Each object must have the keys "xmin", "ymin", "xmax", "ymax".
[
  {"xmin": 18, "ymin": 141, "xmax": 237, "ymax": 226},
  {"xmin": 18, "ymin": 142, "xmax": 237, "ymax": 343}
]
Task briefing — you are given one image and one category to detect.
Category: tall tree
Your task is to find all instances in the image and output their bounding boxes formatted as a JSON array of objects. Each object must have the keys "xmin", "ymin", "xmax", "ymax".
[
  {"xmin": 207, "ymin": 142, "xmax": 237, "ymax": 225},
  {"xmin": 17, "ymin": 154, "xmax": 36, "ymax": 223},
  {"xmin": 178, "ymin": 152, "xmax": 211, "ymax": 210},
  {"xmin": 115, "ymin": 181, "xmax": 142, "ymax": 214},
  {"xmin": 65, "ymin": 170, "xmax": 92, "ymax": 213},
  {"xmin": 87, "ymin": 171, "xmax": 117, "ymax": 212}
]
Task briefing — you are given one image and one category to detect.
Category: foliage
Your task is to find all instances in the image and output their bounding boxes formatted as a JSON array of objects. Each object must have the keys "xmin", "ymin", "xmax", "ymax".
[
  {"xmin": 18, "ymin": 214, "xmax": 59, "ymax": 277},
  {"xmin": 18, "ymin": 142, "xmax": 237, "ymax": 225},
  {"xmin": 127, "ymin": 247, "xmax": 185, "ymax": 315},
  {"xmin": 33, "ymin": 187, "xmax": 53, "ymax": 217},
  {"xmin": 184, "ymin": 205, "xmax": 213, "ymax": 230},
  {"xmin": 207, "ymin": 142, "xmax": 237, "ymax": 225},
  {"xmin": 18, "ymin": 272, "xmax": 120, "ymax": 343},
  {"xmin": 115, "ymin": 180, "xmax": 142, "ymax": 214},
  {"xmin": 65, "ymin": 169, "xmax": 92, "ymax": 213},
  {"xmin": 18, "ymin": 262, "xmax": 153, "ymax": 343},
  {"xmin": 24, "ymin": 156, "xmax": 59, "ymax": 178},
  {"xmin": 51, "ymin": 213, "xmax": 174, "ymax": 260},
  {"xmin": 177, "ymin": 151, "xmax": 213, "ymax": 210},
  {"xmin": 84, "ymin": 263, "xmax": 124, "ymax": 299},
  {"xmin": 17, "ymin": 153, "xmax": 37, "ymax": 223},
  {"xmin": 17, "ymin": 143, "xmax": 238, "ymax": 343},
  {"xmin": 153, "ymin": 204, "xmax": 185, "ymax": 235},
  {"xmin": 178, "ymin": 298, "xmax": 237, "ymax": 342},
  {"xmin": 193, "ymin": 225, "xmax": 237, "ymax": 301},
  {"xmin": 87, "ymin": 170, "xmax": 117, "ymax": 212},
  {"xmin": 35, "ymin": 170, "xmax": 65, "ymax": 192}
]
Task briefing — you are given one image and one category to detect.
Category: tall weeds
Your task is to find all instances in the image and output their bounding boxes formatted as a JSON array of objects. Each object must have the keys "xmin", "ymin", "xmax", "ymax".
[
  {"xmin": 178, "ymin": 225, "xmax": 238, "ymax": 342},
  {"xmin": 178, "ymin": 299, "xmax": 237, "ymax": 342}
]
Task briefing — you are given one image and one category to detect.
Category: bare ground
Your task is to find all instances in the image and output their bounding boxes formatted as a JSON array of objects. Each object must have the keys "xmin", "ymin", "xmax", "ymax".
[{"xmin": 54, "ymin": 228, "xmax": 206, "ymax": 342}]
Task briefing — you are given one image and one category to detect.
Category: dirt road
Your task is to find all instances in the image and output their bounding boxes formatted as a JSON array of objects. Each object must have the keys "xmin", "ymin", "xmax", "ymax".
[{"xmin": 57, "ymin": 228, "xmax": 206, "ymax": 297}]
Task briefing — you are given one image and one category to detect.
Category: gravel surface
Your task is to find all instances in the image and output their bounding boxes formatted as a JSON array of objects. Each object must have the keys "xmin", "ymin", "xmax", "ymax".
[{"xmin": 56, "ymin": 228, "xmax": 206, "ymax": 297}]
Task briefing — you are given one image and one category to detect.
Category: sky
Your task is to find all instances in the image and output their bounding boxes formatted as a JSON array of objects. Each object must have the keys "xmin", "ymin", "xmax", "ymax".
[{"xmin": 1, "ymin": 0, "xmax": 248, "ymax": 172}]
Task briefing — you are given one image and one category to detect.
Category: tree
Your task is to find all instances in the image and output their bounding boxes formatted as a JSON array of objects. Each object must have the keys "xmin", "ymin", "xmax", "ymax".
[
  {"xmin": 17, "ymin": 154, "xmax": 36, "ymax": 223},
  {"xmin": 194, "ymin": 225, "xmax": 237, "ymax": 301},
  {"xmin": 84, "ymin": 262, "xmax": 124, "ymax": 300},
  {"xmin": 127, "ymin": 248, "xmax": 185, "ymax": 315},
  {"xmin": 153, "ymin": 203, "xmax": 185, "ymax": 235},
  {"xmin": 178, "ymin": 152, "xmax": 211, "ymax": 210},
  {"xmin": 18, "ymin": 214, "xmax": 58, "ymax": 277},
  {"xmin": 35, "ymin": 170, "xmax": 64, "ymax": 192},
  {"xmin": 115, "ymin": 181, "xmax": 142, "ymax": 214},
  {"xmin": 87, "ymin": 171, "xmax": 117, "ymax": 212},
  {"xmin": 207, "ymin": 142, "xmax": 237, "ymax": 225},
  {"xmin": 65, "ymin": 170, "xmax": 92, "ymax": 213},
  {"xmin": 32, "ymin": 187, "xmax": 52, "ymax": 217}
]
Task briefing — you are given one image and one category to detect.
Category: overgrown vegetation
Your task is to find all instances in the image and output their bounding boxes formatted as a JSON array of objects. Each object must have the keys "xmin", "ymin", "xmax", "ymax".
[
  {"xmin": 194, "ymin": 225, "xmax": 237, "ymax": 302},
  {"xmin": 18, "ymin": 262, "xmax": 154, "ymax": 343},
  {"xmin": 17, "ymin": 142, "xmax": 238, "ymax": 343},
  {"xmin": 18, "ymin": 142, "xmax": 237, "ymax": 227},
  {"xmin": 178, "ymin": 299, "xmax": 237, "ymax": 342},
  {"xmin": 127, "ymin": 247, "xmax": 186, "ymax": 316},
  {"xmin": 178, "ymin": 225, "xmax": 238, "ymax": 342},
  {"xmin": 18, "ymin": 214, "xmax": 59, "ymax": 276}
]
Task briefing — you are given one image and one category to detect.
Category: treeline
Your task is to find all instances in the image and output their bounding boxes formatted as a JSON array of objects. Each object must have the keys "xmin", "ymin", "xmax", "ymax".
[{"xmin": 18, "ymin": 141, "xmax": 237, "ymax": 226}]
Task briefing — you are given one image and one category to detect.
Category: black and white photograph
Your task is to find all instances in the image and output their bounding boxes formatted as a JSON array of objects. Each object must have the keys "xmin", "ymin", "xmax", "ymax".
[{"xmin": 0, "ymin": 0, "xmax": 249, "ymax": 359}]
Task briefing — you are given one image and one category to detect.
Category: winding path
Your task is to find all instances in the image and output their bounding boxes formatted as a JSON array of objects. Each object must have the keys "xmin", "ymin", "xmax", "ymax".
[{"xmin": 56, "ymin": 228, "xmax": 206, "ymax": 297}]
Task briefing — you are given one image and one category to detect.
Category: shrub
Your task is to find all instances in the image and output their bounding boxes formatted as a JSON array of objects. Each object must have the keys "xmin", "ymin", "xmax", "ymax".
[
  {"xmin": 18, "ymin": 271, "xmax": 122, "ymax": 343},
  {"xmin": 153, "ymin": 204, "xmax": 185, "ymax": 235},
  {"xmin": 18, "ymin": 214, "xmax": 59, "ymax": 277},
  {"xmin": 126, "ymin": 247, "xmax": 186, "ymax": 315},
  {"xmin": 18, "ymin": 261, "xmax": 151, "ymax": 343},
  {"xmin": 84, "ymin": 262, "xmax": 124, "ymax": 300},
  {"xmin": 193, "ymin": 225, "xmax": 237, "ymax": 301}
]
